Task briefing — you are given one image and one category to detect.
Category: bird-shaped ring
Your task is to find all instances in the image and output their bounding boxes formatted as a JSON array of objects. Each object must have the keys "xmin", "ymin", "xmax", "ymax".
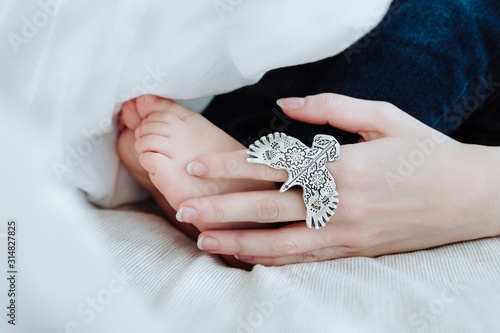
[{"xmin": 247, "ymin": 132, "xmax": 340, "ymax": 229}]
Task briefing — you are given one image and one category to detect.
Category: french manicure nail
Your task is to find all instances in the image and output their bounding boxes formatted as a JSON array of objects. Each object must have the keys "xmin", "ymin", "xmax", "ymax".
[
  {"xmin": 186, "ymin": 161, "xmax": 208, "ymax": 176},
  {"xmin": 175, "ymin": 208, "xmax": 184, "ymax": 222},
  {"xmin": 276, "ymin": 97, "xmax": 305, "ymax": 110},
  {"xmin": 197, "ymin": 236, "xmax": 220, "ymax": 251},
  {"xmin": 175, "ymin": 207, "xmax": 198, "ymax": 223}
]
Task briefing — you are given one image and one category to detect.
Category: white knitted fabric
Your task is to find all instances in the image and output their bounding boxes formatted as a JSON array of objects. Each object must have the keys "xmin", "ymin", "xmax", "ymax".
[{"xmin": 88, "ymin": 205, "xmax": 500, "ymax": 333}]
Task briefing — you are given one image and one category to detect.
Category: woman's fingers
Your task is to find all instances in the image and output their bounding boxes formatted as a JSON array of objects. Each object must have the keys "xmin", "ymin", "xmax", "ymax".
[
  {"xmin": 277, "ymin": 93, "xmax": 413, "ymax": 139},
  {"xmin": 234, "ymin": 247, "xmax": 349, "ymax": 266},
  {"xmin": 186, "ymin": 93, "xmax": 420, "ymax": 182},
  {"xmin": 196, "ymin": 223, "xmax": 339, "ymax": 257},
  {"xmin": 177, "ymin": 189, "xmax": 306, "ymax": 224},
  {"xmin": 187, "ymin": 149, "xmax": 288, "ymax": 181}
]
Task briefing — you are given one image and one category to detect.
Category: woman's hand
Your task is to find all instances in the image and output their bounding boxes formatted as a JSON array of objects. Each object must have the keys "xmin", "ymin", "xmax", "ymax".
[{"xmin": 178, "ymin": 93, "xmax": 500, "ymax": 266}]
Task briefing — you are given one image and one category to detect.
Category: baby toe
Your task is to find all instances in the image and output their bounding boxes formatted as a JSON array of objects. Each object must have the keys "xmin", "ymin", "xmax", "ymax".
[
  {"xmin": 135, "ymin": 122, "xmax": 172, "ymax": 140},
  {"xmin": 121, "ymin": 99, "xmax": 142, "ymax": 130},
  {"xmin": 136, "ymin": 95, "xmax": 174, "ymax": 118},
  {"xmin": 135, "ymin": 134, "xmax": 172, "ymax": 157},
  {"xmin": 137, "ymin": 95, "xmax": 193, "ymax": 120},
  {"xmin": 143, "ymin": 110, "xmax": 183, "ymax": 125},
  {"xmin": 139, "ymin": 152, "xmax": 172, "ymax": 177}
]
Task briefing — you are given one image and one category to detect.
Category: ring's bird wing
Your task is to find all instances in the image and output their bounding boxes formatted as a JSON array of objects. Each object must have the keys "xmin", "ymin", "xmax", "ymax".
[
  {"xmin": 248, "ymin": 132, "xmax": 339, "ymax": 229},
  {"xmin": 247, "ymin": 132, "xmax": 308, "ymax": 172},
  {"xmin": 297, "ymin": 167, "xmax": 339, "ymax": 229}
]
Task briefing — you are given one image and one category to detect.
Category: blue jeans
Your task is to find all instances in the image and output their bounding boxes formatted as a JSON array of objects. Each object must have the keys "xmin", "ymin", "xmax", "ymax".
[{"xmin": 203, "ymin": 0, "xmax": 500, "ymax": 146}]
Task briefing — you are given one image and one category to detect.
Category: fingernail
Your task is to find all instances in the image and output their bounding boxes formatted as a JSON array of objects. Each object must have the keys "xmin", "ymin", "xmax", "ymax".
[
  {"xmin": 234, "ymin": 255, "xmax": 254, "ymax": 261},
  {"xmin": 186, "ymin": 161, "xmax": 208, "ymax": 176},
  {"xmin": 145, "ymin": 94, "xmax": 157, "ymax": 104},
  {"xmin": 276, "ymin": 97, "xmax": 305, "ymax": 110},
  {"xmin": 175, "ymin": 207, "xmax": 199, "ymax": 223},
  {"xmin": 197, "ymin": 236, "xmax": 220, "ymax": 251}
]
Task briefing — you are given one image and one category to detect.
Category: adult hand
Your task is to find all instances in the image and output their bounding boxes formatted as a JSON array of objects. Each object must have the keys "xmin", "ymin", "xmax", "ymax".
[{"xmin": 178, "ymin": 93, "xmax": 500, "ymax": 266}]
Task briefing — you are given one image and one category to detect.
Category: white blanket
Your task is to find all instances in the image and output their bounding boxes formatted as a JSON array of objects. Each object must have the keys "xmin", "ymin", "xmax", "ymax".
[{"xmin": 0, "ymin": 0, "xmax": 392, "ymax": 207}]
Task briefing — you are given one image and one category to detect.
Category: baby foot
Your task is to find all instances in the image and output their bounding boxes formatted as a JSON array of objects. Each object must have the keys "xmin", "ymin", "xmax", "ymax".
[
  {"xmin": 133, "ymin": 95, "xmax": 274, "ymax": 227},
  {"xmin": 117, "ymin": 95, "xmax": 275, "ymax": 268},
  {"xmin": 118, "ymin": 97, "xmax": 199, "ymax": 239}
]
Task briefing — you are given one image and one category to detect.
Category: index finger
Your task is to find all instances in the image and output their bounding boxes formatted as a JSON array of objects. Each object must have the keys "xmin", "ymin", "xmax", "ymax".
[{"xmin": 186, "ymin": 149, "xmax": 288, "ymax": 182}]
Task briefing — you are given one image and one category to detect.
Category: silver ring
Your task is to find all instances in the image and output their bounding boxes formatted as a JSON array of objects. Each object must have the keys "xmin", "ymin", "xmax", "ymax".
[{"xmin": 247, "ymin": 132, "xmax": 340, "ymax": 229}]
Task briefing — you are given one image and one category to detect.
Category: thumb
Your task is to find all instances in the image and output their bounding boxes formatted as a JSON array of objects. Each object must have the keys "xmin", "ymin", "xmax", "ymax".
[{"xmin": 277, "ymin": 93, "xmax": 408, "ymax": 138}]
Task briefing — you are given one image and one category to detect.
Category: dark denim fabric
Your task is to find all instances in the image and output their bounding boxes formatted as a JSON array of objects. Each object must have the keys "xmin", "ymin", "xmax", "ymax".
[{"xmin": 202, "ymin": 0, "xmax": 500, "ymax": 147}]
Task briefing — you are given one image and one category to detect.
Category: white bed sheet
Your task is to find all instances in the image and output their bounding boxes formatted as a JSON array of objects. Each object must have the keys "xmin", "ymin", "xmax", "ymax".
[{"xmin": 90, "ymin": 203, "xmax": 500, "ymax": 333}]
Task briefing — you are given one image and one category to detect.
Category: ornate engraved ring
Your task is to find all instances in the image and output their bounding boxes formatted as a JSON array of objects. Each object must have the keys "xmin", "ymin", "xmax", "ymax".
[{"xmin": 247, "ymin": 132, "xmax": 340, "ymax": 229}]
